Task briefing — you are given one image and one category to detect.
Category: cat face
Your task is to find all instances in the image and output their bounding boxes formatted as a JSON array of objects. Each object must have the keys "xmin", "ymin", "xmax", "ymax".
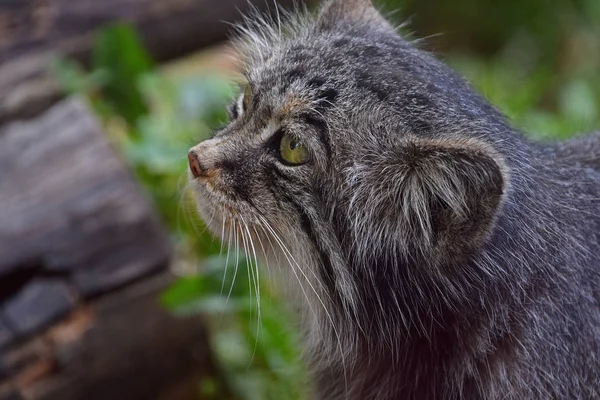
[
  {"xmin": 188, "ymin": 0, "xmax": 508, "ymax": 319},
  {"xmin": 186, "ymin": 66, "xmax": 339, "ymax": 247}
]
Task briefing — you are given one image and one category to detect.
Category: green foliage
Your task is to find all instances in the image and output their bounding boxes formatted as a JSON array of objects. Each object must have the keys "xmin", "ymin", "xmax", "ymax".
[
  {"xmin": 382, "ymin": 0, "xmax": 600, "ymax": 139},
  {"xmin": 92, "ymin": 23, "xmax": 154, "ymax": 125},
  {"xmin": 448, "ymin": 56, "xmax": 599, "ymax": 140},
  {"xmin": 391, "ymin": 0, "xmax": 600, "ymax": 58},
  {"xmin": 162, "ymin": 255, "xmax": 307, "ymax": 400}
]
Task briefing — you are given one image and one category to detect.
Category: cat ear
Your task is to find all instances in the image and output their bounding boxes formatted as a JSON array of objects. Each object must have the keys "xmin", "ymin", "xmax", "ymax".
[
  {"xmin": 352, "ymin": 137, "xmax": 507, "ymax": 265},
  {"xmin": 317, "ymin": 0, "xmax": 395, "ymax": 33}
]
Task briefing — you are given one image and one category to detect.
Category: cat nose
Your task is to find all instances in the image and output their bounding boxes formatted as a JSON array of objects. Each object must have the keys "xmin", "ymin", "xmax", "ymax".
[
  {"xmin": 188, "ymin": 150, "xmax": 206, "ymax": 178},
  {"xmin": 189, "ymin": 139, "xmax": 223, "ymax": 178}
]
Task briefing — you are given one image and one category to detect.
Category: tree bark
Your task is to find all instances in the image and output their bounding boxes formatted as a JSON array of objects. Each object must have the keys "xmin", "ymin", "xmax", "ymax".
[
  {"xmin": 1, "ymin": 274, "xmax": 216, "ymax": 400},
  {"xmin": 0, "ymin": 97, "xmax": 172, "ymax": 336},
  {"xmin": 0, "ymin": 97, "xmax": 217, "ymax": 400}
]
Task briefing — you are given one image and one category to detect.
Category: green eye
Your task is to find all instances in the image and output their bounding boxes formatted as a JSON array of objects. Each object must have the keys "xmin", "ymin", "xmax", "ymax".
[{"xmin": 279, "ymin": 134, "xmax": 310, "ymax": 165}]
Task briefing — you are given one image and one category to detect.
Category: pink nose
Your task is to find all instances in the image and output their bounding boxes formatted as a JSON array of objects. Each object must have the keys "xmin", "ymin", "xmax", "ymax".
[{"xmin": 188, "ymin": 151, "xmax": 204, "ymax": 178}]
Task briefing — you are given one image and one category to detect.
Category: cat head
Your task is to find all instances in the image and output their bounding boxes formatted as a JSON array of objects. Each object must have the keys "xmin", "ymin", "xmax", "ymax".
[{"xmin": 188, "ymin": 0, "xmax": 510, "ymax": 314}]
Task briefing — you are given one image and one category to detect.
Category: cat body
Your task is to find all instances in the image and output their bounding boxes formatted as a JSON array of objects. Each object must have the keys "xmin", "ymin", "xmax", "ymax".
[{"xmin": 188, "ymin": 1, "xmax": 600, "ymax": 398}]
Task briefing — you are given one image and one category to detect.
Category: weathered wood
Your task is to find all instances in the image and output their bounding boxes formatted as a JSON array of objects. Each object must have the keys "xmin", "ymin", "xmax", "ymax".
[
  {"xmin": 2, "ymin": 281, "xmax": 74, "ymax": 336},
  {"xmin": 0, "ymin": 0, "xmax": 310, "ymax": 123},
  {"xmin": 0, "ymin": 318, "xmax": 12, "ymax": 351},
  {"xmin": 1, "ymin": 274, "xmax": 216, "ymax": 400},
  {"xmin": 0, "ymin": 98, "xmax": 172, "ymax": 346}
]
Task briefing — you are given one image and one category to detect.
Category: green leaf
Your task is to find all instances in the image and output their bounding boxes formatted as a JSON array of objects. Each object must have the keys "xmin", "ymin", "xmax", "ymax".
[
  {"xmin": 50, "ymin": 57, "xmax": 109, "ymax": 95},
  {"xmin": 559, "ymin": 80, "xmax": 598, "ymax": 122},
  {"xmin": 160, "ymin": 274, "xmax": 207, "ymax": 311},
  {"xmin": 92, "ymin": 23, "xmax": 153, "ymax": 126},
  {"xmin": 160, "ymin": 254, "xmax": 255, "ymax": 313}
]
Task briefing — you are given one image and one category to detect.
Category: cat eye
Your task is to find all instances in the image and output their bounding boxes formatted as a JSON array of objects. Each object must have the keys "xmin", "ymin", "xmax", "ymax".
[{"xmin": 279, "ymin": 133, "xmax": 310, "ymax": 165}]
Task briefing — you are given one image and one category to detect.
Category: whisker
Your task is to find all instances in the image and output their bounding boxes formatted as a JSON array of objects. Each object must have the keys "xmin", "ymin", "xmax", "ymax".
[
  {"xmin": 256, "ymin": 223, "xmax": 320, "ymax": 323},
  {"xmin": 178, "ymin": 181, "xmax": 207, "ymax": 237},
  {"xmin": 242, "ymin": 216, "xmax": 262, "ymax": 365},
  {"xmin": 239, "ymin": 220, "xmax": 253, "ymax": 319},
  {"xmin": 219, "ymin": 214, "xmax": 226, "ymax": 256},
  {"xmin": 224, "ymin": 219, "xmax": 241, "ymax": 313},
  {"xmin": 252, "ymin": 225, "xmax": 274, "ymax": 284},
  {"xmin": 175, "ymin": 175, "xmax": 188, "ymax": 234},
  {"xmin": 220, "ymin": 218, "xmax": 234, "ymax": 297},
  {"xmin": 257, "ymin": 216, "xmax": 350, "ymax": 397}
]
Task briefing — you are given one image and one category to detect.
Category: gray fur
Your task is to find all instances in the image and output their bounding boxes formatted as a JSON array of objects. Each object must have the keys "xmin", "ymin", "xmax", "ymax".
[{"xmin": 188, "ymin": 1, "xmax": 600, "ymax": 398}]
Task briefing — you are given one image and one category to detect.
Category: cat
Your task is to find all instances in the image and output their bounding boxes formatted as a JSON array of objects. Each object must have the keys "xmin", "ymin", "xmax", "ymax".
[{"xmin": 187, "ymin": 0, "xmax": 600, "ymax": 398}]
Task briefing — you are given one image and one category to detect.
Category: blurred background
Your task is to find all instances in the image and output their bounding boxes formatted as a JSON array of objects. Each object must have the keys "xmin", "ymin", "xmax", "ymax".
[{"xmin": 0, "ymin": 0, "xmax": 598, "ymax": 399}]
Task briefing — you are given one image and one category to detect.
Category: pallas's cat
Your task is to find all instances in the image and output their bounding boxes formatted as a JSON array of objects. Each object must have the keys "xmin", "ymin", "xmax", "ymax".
[{"xmin": 188, "ymin": 1, "xmax": 600, "ymax": 398}]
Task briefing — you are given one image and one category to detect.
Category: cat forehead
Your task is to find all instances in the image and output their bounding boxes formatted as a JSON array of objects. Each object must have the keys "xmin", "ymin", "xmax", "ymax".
[
  {"xmin": 244, "ymin": 34, "xmax": 399, "ymax": 99},
  {"xmin": 241, "ymin": 42, "xmax": 343, "ymax": 115},
  {"xmin": 246, "ymin": 34, "xmax": 393, "ymax": 77},
  {"xmin": 244, "ymin": 75, "xmax": 339, "ymax": 124}
]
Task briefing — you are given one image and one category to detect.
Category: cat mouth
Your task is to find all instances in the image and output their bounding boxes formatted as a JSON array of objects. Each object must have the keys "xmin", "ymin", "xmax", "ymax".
[
  {"xmin": 188, "ymin": 171, "xmax": 256, "ymax": 233},
  {"xmin": 186, "ymin": 157, "xmax": 276, "ymax": 244},
  {"xmin": 188, "ymin": 167, "xmax": 233, "ymax": 201}
]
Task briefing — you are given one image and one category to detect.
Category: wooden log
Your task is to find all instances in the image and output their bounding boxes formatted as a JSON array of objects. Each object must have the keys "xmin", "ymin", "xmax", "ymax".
[
  {"xmin": 0, "ymin": 0, "xmax": 310, "ymax": 123},
  {"xmin": 0, "ymin": 92, "xmax": 217, "ymax": 400},
  {"xmin": 2, "ymin": 281, "xmax": 74, "ymax": 337},
  {"xmin": 0, "ymin": 274, "xmax": 217, "ymax": 400},
  {"xmin": 0, "ymin": 97, "xmax": 172, "ymax": 346}
]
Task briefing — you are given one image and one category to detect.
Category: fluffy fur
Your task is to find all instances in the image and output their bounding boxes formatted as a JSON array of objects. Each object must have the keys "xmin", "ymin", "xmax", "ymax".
[{"xmin": 188, "ymin": 1, "xmax": 600, "ymax": 398}]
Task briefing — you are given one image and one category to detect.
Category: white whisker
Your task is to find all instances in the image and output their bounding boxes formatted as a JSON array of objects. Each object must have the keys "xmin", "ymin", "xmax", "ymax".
[
  {"xmin": 241, "ymin": 217, "xmax": 262, "ymax": 364},
  {"xmin": 220, "ymin": 218, "xmax": 234, "ymax": 297},
  {"xmin": 257, "ymin": 215, "xmax": 350, "ymax": 397},
  {"xmin": 224, "ymin": 219, "xmax": 241, "ymax": 312}
]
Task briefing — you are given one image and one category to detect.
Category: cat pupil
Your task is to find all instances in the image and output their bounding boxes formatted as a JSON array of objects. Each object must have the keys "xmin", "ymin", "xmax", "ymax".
[{"xmin": 290, "ymin": 139, "xmax": 300, "ymax": 150}]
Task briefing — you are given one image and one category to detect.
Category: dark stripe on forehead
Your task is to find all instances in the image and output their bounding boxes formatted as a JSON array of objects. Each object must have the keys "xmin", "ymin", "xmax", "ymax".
[
  {"xmin": 286, "ymin": 67, "xmax": 306, "ymax": 82},
  {"xmin": 308, "ymin": 77, "xmax": 326, "ymax": 89},
  {"xmin": 307, "ymin": 78, "xmax": 338, "ymax": 110},
  {"xmin": 333, "ymin": 38, "xmax": 351, "ymax": 48},
  {"xmin": 356, "ymin": 70, "xmax": 388, "ymax": 101},
  {"xmin": 316, "ymin": 88, "xmax": 338, "ymax": 110},
  {"xmin": 279, "ymin": 67, "xmax": 307, "ymax": 94}
]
